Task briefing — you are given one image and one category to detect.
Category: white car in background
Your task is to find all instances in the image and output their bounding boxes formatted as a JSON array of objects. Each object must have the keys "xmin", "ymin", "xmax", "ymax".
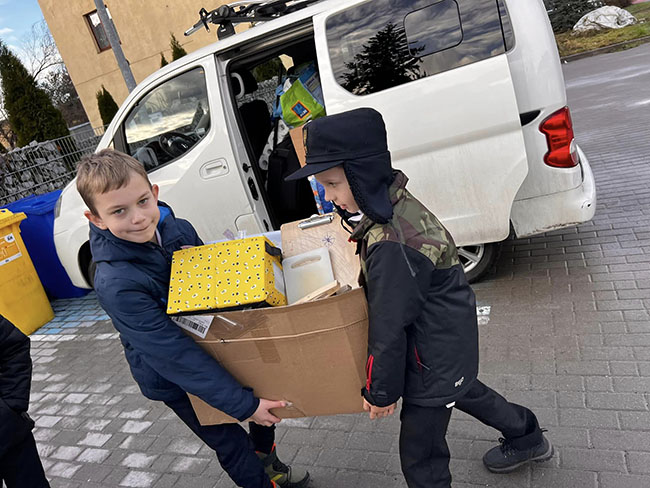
[{"xmin": 54, "ymin": 0, "xmax": 595, "ymax": 286}]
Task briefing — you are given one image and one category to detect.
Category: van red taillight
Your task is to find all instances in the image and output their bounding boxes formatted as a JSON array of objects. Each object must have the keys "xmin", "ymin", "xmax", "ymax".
[{"xmin": 539, "ymin": 107, "xmax": 579, "ymax": 168}]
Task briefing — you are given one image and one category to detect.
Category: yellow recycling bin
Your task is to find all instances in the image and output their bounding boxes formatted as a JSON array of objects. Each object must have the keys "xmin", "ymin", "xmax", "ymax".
[{"xmin": 0, "ymin": 208, "xmax": 54, "ymax": 334}]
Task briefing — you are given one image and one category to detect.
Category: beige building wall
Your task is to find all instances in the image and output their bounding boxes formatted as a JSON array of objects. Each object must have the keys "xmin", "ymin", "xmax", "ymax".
[{"xmin": 38, "ymin": 0, "xmax": 230, "ymax": 129}]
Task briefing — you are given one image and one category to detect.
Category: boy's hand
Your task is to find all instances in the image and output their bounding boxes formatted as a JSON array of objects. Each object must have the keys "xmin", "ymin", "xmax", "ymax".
[
  {"xmin": 250, "ymin": 399, "xmax": 286, "ymax": 426},
  {"xmin": 363, "ymin": 399, "xmax": 396, "ymax": 419}
]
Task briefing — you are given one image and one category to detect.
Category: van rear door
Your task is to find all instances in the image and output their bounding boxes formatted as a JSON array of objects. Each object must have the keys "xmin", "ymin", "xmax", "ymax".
[
  {"xmin": 313, "ymin": 0, "xmax": 528, "ymax": 246},
  {"xmin": 505, "ymin": 0, "xmax": 585, "ymax": 203}
]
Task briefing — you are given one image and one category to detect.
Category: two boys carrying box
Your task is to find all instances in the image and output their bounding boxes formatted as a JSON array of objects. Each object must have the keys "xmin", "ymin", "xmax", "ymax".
[{"xmin": 78, "ymin": 108, "xmax": 551, "ymax": 488}]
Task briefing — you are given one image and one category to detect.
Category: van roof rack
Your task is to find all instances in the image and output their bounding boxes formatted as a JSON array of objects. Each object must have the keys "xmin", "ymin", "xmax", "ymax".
[{"xmin": 185, "ymin": 0, "xmax": 323, "ymax": 40}]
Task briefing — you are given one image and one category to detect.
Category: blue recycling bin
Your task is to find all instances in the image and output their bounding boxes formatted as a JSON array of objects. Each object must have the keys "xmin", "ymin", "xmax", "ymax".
[{"xmin": 3, "ymin": 190, "xmax": 89, "ymax": 299}]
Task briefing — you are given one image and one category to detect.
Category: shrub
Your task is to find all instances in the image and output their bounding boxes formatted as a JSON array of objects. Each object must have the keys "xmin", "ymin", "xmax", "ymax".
[
  {"xmin": 607, "ymin": 0, "xmax": 633, "ymax": 7},
  {"xmin": 547, "ymin": 0, "xmax": 605, "ymax": 33},
  {"xmin": 96, "ymin": 85, "xmax": 119, "ymax": 126},
  {"xmin": 170, "ymin": 33, "xmax": 187, "ymax": 61}
]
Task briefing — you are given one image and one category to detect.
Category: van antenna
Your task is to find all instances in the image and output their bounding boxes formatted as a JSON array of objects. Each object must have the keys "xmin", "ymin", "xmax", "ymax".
[{"xmin": 185, "ymin": 0, "xmax": 323, "ymax": 40}]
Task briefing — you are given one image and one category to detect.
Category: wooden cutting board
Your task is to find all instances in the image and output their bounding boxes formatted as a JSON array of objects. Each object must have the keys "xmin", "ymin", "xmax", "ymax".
[{"xmin": 281, "ymin": 214, "xmax": 360, "ymax": 289}]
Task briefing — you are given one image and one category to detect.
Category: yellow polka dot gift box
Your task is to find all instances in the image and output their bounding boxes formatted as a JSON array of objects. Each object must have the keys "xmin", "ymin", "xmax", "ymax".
[{"xmin": 166, "ymin": 236, "xmax": 286, "ymax": 314}]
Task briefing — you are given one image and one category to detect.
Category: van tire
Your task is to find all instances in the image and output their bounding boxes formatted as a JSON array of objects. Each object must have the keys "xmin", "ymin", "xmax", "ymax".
[
  {"xmin": 87, "ymin": 260, "xmax": 97, "ymax": 289},
  {"xmin": 459, "ymin": 242, "xmax": 500, "ymax": 283},
  {"xmin": 79, "ymin": 242, "xmax": 97, "ymax": 289},
  {"xmin": 83, "ymin": 258, "xmax": 97, "ymax": 289}
]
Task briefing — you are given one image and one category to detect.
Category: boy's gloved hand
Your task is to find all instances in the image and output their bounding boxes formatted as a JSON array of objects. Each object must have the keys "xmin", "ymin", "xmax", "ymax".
[
  {"xmin": 363, "ymin": 398, "xmax": 396, "ymax": 420},
  {"xmin": 250, "ymin": 399, "xmax": 286, "ymax": 426}
]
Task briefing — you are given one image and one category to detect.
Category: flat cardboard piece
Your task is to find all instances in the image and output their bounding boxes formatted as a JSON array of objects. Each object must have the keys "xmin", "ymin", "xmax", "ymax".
[
  {"xmin": 281, "ymin": 214, "xmax": 359, "ymax": 289},
  {"xmin": 186, "ymin": 215, "xmax": 367, "ymax": 425},
  {"xmin": 289, "ymin": 126, "xmax": 307, "ymax": 167}
]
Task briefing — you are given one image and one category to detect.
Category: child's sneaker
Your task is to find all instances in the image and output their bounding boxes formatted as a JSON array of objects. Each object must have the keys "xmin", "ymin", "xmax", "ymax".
[
  {"xmin": 257, "ymin": 444, "xmax": 310, "ymax": 487},
  {"xmin": 483, "ymin": 433, "xmax": 553, "ymax": 473}
]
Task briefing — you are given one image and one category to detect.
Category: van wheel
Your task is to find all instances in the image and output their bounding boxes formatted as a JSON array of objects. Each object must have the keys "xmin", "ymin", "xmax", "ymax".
[
  {"xmin": 458, "ymin": 243, "xmax": 499, "ymax": 283},
  {"xmin": 85, "ymin": 260, "xmax": 97, "ymax": 289}
]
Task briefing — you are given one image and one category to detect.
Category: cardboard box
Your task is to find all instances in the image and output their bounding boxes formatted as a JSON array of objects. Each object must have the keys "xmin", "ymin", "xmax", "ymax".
[
  {"xmin": 289, "ymin": 125, "xmax": 307, "ymax": 167},
  {"xmin": 184, "ymin": 215, "xmax": 368, "ymax": 425},
  {"xmin": 187, "ymin": 287, "xmax": 368, "ymax": 424}
]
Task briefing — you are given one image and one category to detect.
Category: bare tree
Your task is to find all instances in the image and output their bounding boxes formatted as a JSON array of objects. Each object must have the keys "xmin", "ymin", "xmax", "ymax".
[
  {"xmin": 41, "ymin": 67, "xmax": 89, "ymax": 128},
  {"xmin": 0, "ymin": 20, "xmax": 62, "ymax": 150},
  {"xmin": 0, "ymin": 19, "xmax": 89, "ymax": 149},
  {"xmin": 20, "ymin": 20, "xmax": 63, "ymax": 81}
]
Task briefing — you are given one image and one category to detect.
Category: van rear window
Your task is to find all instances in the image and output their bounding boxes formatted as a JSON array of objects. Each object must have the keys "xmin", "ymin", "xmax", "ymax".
[
  {"xmin": 404, "ymin": 1, "xmax": 463, "ymax": 57},
  {"xmin": 326, "ymin": 0, "xmax": 507, "ymax": 96}
]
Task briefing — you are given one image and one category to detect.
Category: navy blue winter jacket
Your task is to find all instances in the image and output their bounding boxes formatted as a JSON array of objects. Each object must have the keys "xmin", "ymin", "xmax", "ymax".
[{"xmin": 90, "ymin": 203, "xmax": 259, "ymax": 421}]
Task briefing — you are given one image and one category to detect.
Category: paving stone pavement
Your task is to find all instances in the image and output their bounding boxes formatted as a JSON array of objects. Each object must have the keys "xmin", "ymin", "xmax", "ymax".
[{"xmin": 19, "ymin": 43, "xmax": 650, "ymax": 488}]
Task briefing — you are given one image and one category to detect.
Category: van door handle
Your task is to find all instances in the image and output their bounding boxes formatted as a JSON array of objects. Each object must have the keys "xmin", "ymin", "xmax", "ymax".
[
  {"xmin": 199, "ymin": 159, "xmax": 228, "ymax": 179},
  {"xmin": 519, "ymin": 110, "xmax": 541, "ymax": 126},
  {"xmin": 247, "ymin": 177, "xmax": 259, "ymax": 200}
]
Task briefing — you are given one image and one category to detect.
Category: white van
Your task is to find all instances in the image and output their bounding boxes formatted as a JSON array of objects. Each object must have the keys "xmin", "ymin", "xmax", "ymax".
[{"xmin": 54, "ymin": 0, "xmax": 595, "ymax": 286}]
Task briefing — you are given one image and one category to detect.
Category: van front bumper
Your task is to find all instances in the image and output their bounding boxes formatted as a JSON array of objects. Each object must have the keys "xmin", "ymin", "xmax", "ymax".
[{"xmin": 510, "ymin": 145, "xmax": 596, "ymax": 238}]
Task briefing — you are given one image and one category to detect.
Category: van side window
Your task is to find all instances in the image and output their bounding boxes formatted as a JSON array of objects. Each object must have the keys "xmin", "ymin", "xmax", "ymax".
[
  {"xmin": 123, "ymin": 68, "xmax": 211, "ymax": 171},
  {"xmin": 327, "ymin": 0, "xmax": 507, "ymax": 96},
  {"xmin": 404, "ymin": 1, "xmax": 463, "ymax": 57}
]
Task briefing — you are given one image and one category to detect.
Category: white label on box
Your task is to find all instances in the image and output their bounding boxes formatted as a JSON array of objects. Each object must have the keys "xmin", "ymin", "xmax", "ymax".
[{"xmin": 172, "ymin": 315, "xmax": 213, "ymax": 339}]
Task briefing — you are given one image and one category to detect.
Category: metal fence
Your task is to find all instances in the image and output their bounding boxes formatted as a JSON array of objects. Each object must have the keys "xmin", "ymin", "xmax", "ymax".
[{"xmin": 0, "ymin": 125, "xmax": 106, "ymax": 206}]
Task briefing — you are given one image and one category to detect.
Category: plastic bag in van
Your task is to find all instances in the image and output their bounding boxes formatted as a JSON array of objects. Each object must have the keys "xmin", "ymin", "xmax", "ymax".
[{"xmin": 279, "ymin": 79, "xmax": 325, "ymax": 128}]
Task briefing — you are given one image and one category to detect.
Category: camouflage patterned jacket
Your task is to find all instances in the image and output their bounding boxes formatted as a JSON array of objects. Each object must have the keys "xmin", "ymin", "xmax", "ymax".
[{"xmin": 350, "ymin": 171, "xmax": 479, "ymax": 408}]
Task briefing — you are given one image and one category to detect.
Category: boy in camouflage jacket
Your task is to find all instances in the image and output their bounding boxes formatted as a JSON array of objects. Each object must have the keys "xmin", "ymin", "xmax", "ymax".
[{"xmin": 287, "ymin": 108, "xmax": 553, "ymax": 488}]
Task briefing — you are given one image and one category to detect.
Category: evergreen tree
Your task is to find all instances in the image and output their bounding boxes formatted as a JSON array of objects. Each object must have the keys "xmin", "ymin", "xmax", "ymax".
[
  {"xmin": 96, "ymin": 85, "xmax": 119, "ymax": 126},
  {"xmin": 547, "ymin": 0, "xmax": 605, "ymax": 33},
  {"xmin": 0, "ymin": 40, "xmax": 69, "ymax": 147},
  {"xmin": 160, "ymin": 52, "xmax": 169, "ymax": 67},
  {"xmin": 170, "ymin": 33, "xmax": 187, "ymax": 61}
]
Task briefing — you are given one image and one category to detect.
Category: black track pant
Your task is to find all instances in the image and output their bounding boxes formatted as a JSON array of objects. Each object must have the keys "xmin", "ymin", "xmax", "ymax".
[
  {"xmin": 399, "ymin": 380, "xmax": 542, "ymax": 488},
  {"xmin": 0, "ymin": 431, "xmax": 50, "ymax": 488},
  {"xmin": 165, "ymin": 395, "xmax": 276, "ymax": 488}
]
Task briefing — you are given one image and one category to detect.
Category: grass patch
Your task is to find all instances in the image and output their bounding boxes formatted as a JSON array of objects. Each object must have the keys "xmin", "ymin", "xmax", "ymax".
[
  {"xmin": 627, "ymin": 3, "xmax": 650, "ymax": 17},
  {"xmin": 555, "ymin": 5, "xmax": 650, "ymax": 57}
]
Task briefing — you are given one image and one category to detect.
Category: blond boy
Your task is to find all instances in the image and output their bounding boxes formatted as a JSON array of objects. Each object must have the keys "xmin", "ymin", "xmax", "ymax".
[{"xmin": 77, "ymin": 149, "xmax": 309, "ymax": 488}]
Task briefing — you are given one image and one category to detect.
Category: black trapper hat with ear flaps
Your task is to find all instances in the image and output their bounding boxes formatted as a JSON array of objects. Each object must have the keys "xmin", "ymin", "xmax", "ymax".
[{"xmin": 285, "ymin": 107, "xmax": 395, "ymax": 224}]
